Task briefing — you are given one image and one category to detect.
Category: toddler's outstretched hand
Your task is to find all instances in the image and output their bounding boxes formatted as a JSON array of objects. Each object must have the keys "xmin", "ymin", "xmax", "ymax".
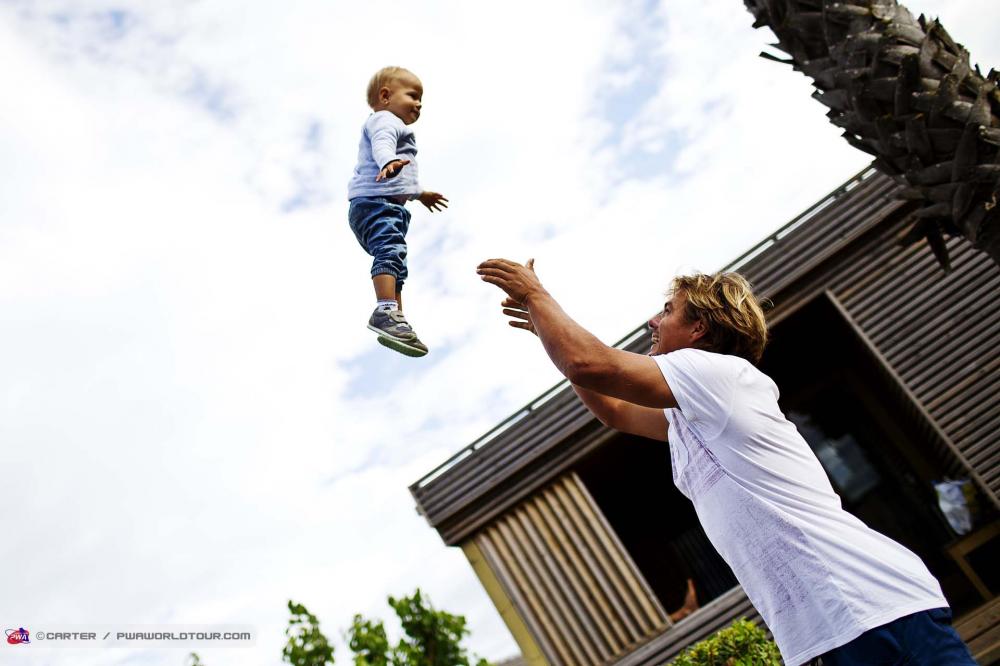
[
  {"xmin": 376, "ymin": 159, "xmax": 410, "ymax": 182},
  {"xmin": 418, "ymin": 191, "xmax": 449, "ymax": 212}
]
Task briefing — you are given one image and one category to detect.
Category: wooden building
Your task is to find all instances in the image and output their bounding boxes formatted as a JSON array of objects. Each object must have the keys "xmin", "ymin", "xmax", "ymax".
[{"xmin": 410, "ymin": 168, "xmax": 1000, "ymax": 665}]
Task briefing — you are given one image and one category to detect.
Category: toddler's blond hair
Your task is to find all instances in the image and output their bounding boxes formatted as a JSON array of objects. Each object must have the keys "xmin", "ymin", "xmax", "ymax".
[{"xmin": 366, "ymin": 66, "xmax": 414, "ymax": 109}]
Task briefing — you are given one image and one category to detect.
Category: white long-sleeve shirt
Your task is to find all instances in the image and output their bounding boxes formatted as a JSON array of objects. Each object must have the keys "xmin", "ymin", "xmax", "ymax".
[{"xmin": 347, "ymin": 110, "xmax": 420, "ymax": 200}]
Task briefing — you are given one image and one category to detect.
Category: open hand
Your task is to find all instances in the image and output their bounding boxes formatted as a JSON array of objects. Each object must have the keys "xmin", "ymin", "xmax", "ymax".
[
  {"xmin": 418, "ymin": 191, "xmax": 449, "ymax": 212},
  {"xmin": 375, "ymin": 159, "xmax": 410, "ymax": 182},
  {"xmin": 478, "ymin": 257, "xmax": 544, "ymax": 308},
  {"xmin": 500, "ymin": 260, "xmax": 536, "ymax": 334},
  {"xmin": 502, "ymin": 298, "xmax": 536, "ymax": 335}
]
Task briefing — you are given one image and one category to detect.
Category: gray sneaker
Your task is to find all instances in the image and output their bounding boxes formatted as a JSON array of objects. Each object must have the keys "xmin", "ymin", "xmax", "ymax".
[{"xmin": 367, "ymin": 308, "xmax": 429, "ymax": 357}]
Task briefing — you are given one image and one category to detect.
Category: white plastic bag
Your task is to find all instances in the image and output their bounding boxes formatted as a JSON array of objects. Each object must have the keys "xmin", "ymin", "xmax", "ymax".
[{"xmin": 934, "ymin": 479, "xmax": 974, "ymax": 535}]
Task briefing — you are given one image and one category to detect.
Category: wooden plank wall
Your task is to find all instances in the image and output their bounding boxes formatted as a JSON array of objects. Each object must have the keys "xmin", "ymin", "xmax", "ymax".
[
  {"xmin": 742, "ymin": 182, "xmax": 1000, "ymax": 506},
  {"xmin": 828, "ymin": 232, "xmax": 1000, "ymax": 502},
  {"xmin": 737, "ymin": 170, "xmax": 1000, "ymax": 504},
  {"xmin": 473, "ymin": 472, "xmax": 669, "ymax": 665}
]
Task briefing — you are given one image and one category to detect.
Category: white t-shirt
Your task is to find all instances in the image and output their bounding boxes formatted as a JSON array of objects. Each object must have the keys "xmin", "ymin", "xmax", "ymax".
[{"xmin": 653, "ymin": 348, "xmax": 947, "ymax": 666}]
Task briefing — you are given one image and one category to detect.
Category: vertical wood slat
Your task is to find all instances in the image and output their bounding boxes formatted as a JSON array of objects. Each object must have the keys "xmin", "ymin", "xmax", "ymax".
[
  {"xmin": 474, "ymin": 472, "xmax": 670, "ymax": 665},
  {"xmin": 530, "ymin": 497, "xmax": 627, "ymax": 651},
  {"xmin": 462, "ymin": 541, "xmax": 548, "ymax": 666},
  {"xmin": 495, "ymin": 518, "xmax": 593, "ymax": 666},
  {"xmin": 540, "ymin": 487, "xmax": 634, "ymax": 649},
  {"xmin": 518, "ymin": 504, "xmax": 613, "ymax": 659},
  {"xmin": 551, "ymin": 480, "xmax": 649, "ymax": 637},
  {"xmin": 474, "ymin": 532, "xmax": 568, "ymax": 663},
  {"xmin": 561, "ymin": 476, "xmax": 669, "ymax": 628},
  {"xmin": 482, "ymin": 522, "xmax": 572, "ymax": 666}
]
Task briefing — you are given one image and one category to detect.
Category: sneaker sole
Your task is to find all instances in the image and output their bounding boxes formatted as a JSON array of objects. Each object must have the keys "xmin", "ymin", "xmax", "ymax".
[
  {"xmin": 367, "ymin": 323, "xmax": 419, "ymax": 342},
  {"xmin": 377, "ymin": 335, "xmax": 428, "ymax": 357}
]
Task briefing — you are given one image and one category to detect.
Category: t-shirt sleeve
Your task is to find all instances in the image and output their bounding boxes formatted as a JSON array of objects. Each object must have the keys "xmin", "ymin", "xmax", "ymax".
[
  {"xmin": 366, "ymin": 113, "xmax": 405, "ymax": 168},
  {"xmin": 653, "ymin": 349, "xmax": 737, "ymax": 441}
]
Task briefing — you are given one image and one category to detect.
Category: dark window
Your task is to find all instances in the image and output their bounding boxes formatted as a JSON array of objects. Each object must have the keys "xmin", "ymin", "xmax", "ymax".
[
  {"xmin": 762, "ymin": 295, "xmax": 991, "ymax": 615},
  {"xmin": 788, "ymin": 410, "xmax": 880, "ymax": 503},
  {"xmin": 576, "ymin": 435, "xmax": 738, "ymax": 618}
]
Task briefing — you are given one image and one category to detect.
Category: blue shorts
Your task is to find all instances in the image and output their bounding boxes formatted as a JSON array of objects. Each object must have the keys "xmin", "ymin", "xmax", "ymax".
[
  {"xmin": 348, "ymin": 196, "xmax": 410, "ymax": 288},
  {"xmin": 815, "ymin": 607, "xmax": 976, "ymax": 665}
]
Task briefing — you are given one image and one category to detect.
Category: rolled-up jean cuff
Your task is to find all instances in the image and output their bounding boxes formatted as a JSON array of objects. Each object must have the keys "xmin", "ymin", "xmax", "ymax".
[{"xmin": 372, "ymin": 268, "xmax": 404, "ymax": 287}]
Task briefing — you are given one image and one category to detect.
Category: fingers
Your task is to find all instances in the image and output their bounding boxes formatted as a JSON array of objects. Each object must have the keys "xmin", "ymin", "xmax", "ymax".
[
  {"xmin": 508, "ymin": 320, "xmax": 537, "ymax": 335},
  {"xmin": 502, "ymin": 307, "xmax": 530, "ymax": 321},
  {"xmin": 526, "ymin": 258, "xmax": 535, "ymax": 272},
  {"xmin": 375, "ymin": 160, "xmax": 409, "ymax": 182},
  {"xmin": 478, "ymin": 273, "xmax": 507, "ymax": 288},
  {"xmin": 477, "ymin": 267, "xmax": 516, "ymax": 283},
  {"xmin": 478, "ymin": 275, "xmax": 511, "ymax": 293},
  {"xmin": 421, "ymin": 193, "xmax": 449, "ymax": 212},
  {"xmin": 477, "ymin": 258, "xmax": 518, "ymax": 271}
]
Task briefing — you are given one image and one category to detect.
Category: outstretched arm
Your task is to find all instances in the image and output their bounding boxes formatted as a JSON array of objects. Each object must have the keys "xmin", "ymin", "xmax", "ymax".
[
  {"xmin": 375, "ymin": 159, "xmax": 410, "ymax": 182},
  {"xmin": 480, "ymin": 258, "xmax": 677, "ymax": 410},
  {"xmin": 573, "ymin": 384, "xmax": 668, "ymax": 441},
  {"xmin": 501, "ymin": 292, "xmax": 668, "ymax": 439}
]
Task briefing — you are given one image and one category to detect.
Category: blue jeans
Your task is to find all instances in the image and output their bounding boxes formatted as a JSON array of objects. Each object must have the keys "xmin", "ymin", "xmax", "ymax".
[
  {"xmin": 816, "ymin": 608, "xmax": 976, "ymax": 665},
  {"xmin": 348, "ymin": 197, "xmax": 410, "ymax": 287}
]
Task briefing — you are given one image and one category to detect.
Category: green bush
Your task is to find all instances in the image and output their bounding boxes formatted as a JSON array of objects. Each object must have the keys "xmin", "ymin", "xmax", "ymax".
[{"xmin": 670, "ymin": 618, "xmax": 781, "ymax": 666}]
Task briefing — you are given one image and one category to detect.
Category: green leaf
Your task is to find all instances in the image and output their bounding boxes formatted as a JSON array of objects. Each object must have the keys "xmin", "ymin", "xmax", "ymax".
[{"xmin": 283, "ymin": 599, "xmax": 336, "ymax": 666}]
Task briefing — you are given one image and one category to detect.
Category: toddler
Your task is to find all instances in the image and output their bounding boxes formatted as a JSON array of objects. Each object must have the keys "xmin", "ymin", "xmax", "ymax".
[{"xmin": 347, "ymin": 66, "xmax": 447, "ymax": 357}]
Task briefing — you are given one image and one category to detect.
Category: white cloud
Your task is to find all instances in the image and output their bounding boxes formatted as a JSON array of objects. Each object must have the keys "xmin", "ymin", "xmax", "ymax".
[{"xmin": 2, "ymin": 1, "xmax": 998, "ymax": 665}]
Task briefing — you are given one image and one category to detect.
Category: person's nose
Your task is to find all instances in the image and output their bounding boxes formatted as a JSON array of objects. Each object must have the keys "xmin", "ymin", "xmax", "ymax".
[{"xmin": 648, "ymin": 315, "xmax": 659, "ymax": 330}]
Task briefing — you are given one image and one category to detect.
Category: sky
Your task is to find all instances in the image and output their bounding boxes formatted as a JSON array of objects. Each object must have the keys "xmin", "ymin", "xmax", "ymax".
[{"xmin": 2, "ymin": 1, "xmax": 998, "ymax": 665}]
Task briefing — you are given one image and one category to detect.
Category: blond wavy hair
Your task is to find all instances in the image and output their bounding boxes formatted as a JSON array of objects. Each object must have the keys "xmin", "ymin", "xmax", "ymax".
[
  {"xmin": 365, "ymin": 66, "xmax": 415, "ymax": 109},
  {"xmin": 670, "ymin": 272, "xmax": 769, "ymax": 364}
]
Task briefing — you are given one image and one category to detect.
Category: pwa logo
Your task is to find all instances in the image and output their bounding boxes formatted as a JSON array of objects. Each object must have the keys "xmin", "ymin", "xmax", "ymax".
[{"xmin": 5, "ymin": 628, "xmax": 30, "ymax": 645}]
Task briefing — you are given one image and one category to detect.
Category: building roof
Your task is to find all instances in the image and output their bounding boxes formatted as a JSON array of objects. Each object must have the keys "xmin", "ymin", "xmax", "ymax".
[{"xmin": 410, "ymin": 167, "xmax": 913, "ymax": 545}]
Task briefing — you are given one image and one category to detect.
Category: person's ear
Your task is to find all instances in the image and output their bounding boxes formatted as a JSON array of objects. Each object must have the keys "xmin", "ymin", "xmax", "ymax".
[
  {"xmin": 379, "ymin": 86, "xmax": 391, "ymax": 104},
  {"xmin": 690, "ymin": 317, "xmax": 707, "ymax": 343}
]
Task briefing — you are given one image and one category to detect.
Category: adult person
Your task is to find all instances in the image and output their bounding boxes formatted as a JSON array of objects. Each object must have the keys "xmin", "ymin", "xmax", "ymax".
[{"xmin": 476, "ymin": 258, "xmax": 975, "ymax": 666}]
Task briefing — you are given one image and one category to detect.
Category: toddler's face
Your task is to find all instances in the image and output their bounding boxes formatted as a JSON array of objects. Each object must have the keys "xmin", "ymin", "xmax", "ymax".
[{"xmin": 379, "ymin": 73, "xmax": 423, "ymax": 125}]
